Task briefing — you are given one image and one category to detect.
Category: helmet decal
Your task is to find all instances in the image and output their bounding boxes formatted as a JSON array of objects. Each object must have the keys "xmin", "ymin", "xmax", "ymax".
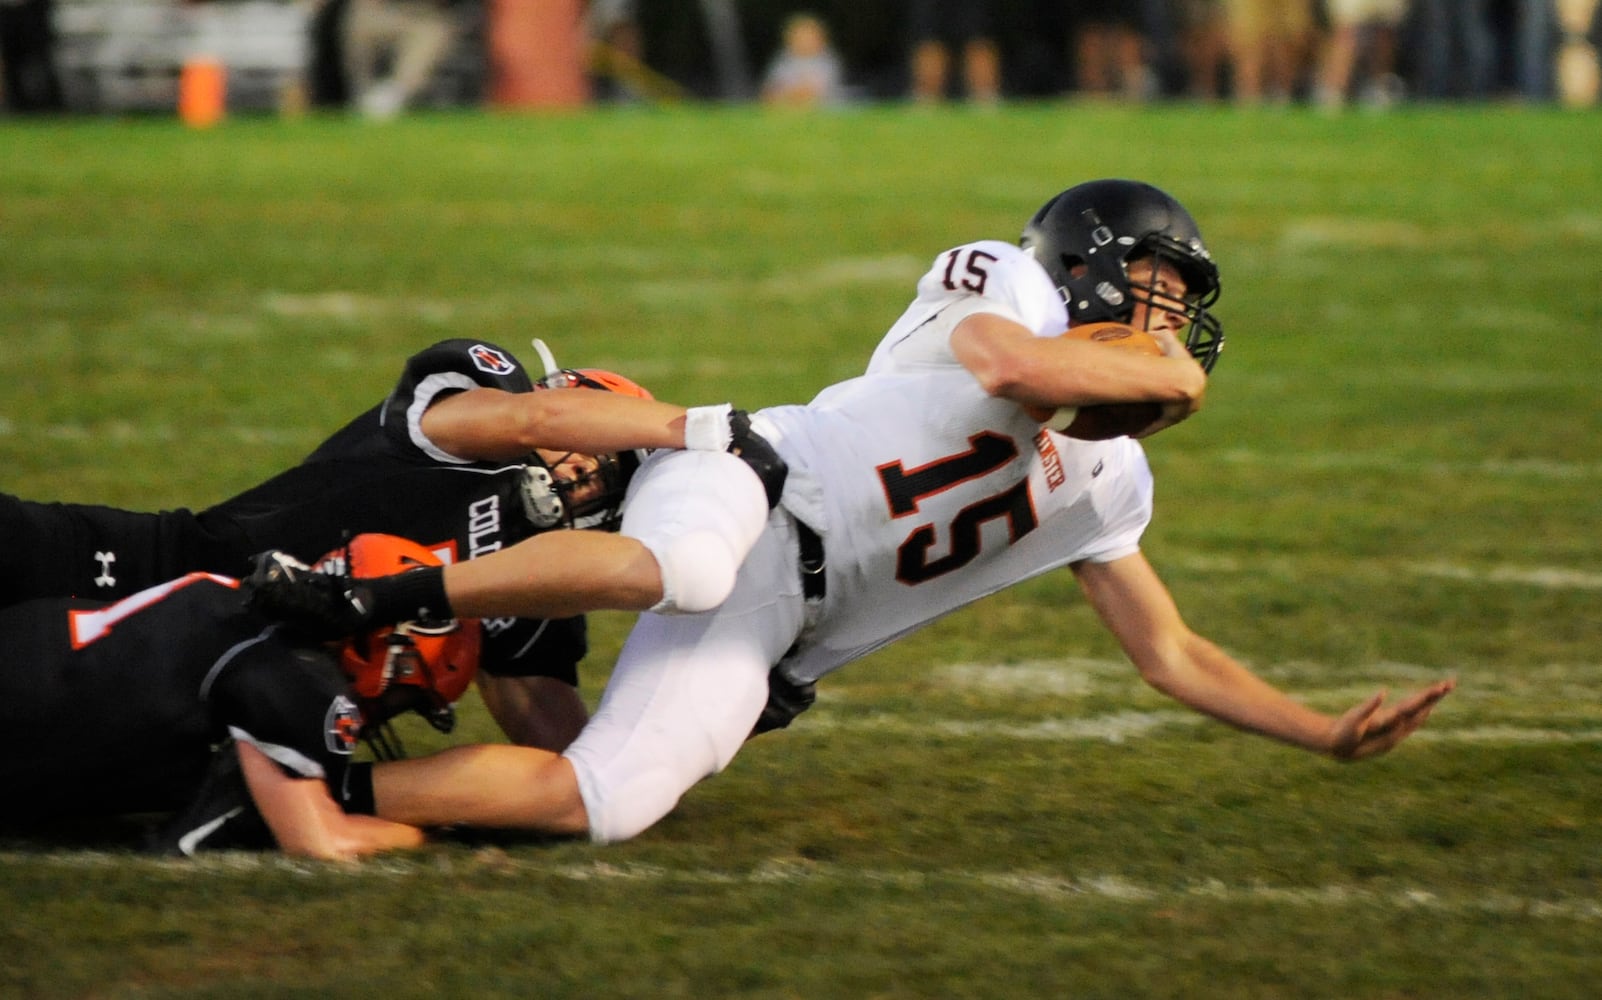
[
  {"xmin": 324, "ymin": 694, "xmax": 363, "ymax": 755},
  {"xmin": 468, "ymin": 344, "xmax": 517, "ymax": 376}
]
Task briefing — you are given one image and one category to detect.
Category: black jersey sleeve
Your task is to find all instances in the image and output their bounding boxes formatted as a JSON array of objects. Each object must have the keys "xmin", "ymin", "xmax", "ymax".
[
  {"xmin": 205, "ymin": 634, "xmax": 363, "ymax": 787},
  {"xmin": 375, "ymin": 340, "xmax": 538, "ymax": 462}
]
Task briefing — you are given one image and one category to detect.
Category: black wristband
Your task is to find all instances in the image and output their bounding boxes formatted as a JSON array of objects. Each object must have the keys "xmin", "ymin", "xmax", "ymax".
[
  {"xmin": 341, "ymin": 762, "xmax": 376, "ymax": 815},
  {"xmin": 364, "ymin": 565, "xmax": 453, "ymax": 625}
]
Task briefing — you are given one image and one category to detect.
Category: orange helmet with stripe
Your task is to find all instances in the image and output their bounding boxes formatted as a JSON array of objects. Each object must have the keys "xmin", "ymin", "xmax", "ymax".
[{"xmin": 315, "ymin": 534, "xmax": 481, "ymax": 736}]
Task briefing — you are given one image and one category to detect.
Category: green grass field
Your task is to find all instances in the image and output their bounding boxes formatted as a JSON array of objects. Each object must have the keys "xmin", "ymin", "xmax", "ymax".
[{"xmin": 2, "ymin": 102, "xmax": 1600, "ymax": 998}]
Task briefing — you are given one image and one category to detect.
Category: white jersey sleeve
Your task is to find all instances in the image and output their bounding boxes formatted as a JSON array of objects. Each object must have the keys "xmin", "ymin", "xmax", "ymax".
[
  {"xmin": 865, "ymin": 240, "xmax": 1069, "ymax": 375},
  {"xmin": 754, "ymin": 241, "xmax": 1155, "ymax": 684}
]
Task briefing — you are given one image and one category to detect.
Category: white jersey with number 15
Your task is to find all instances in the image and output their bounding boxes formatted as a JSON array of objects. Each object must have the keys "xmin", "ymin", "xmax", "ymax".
[{"xmin": 754, "ymin": 240, "xmax": 1156, "ymax": 683}]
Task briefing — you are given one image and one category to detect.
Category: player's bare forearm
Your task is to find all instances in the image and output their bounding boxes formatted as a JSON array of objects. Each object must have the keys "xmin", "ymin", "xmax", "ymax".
[
  {"xmin": 238, "ymin": 742, "xmax": 426, "ymax": 861},
  {"xmin": 422, "ymin": 387, "xmax": 691, "ymax": 462},
  {"xmin": 1145, "ymin": 635, "xmax": 1455, "ymax": 759},
  {"xmin": 1073, "ymin": 553, "xmax": 1452, "ymax": 759},
  {"xmin": 1140, "ymin": 634, "xmax": 1347, "ymax": 752},
  {"xmin": 951, "ymin": 312, "xmax": 1206, "ymax": 410},
  {"xmin": 372, "ymin": 744, "xmax": 590, "ymax": 834},
  {"xmin": 442, "ymin": 531, "xmax": 664, "ymax": 619}
]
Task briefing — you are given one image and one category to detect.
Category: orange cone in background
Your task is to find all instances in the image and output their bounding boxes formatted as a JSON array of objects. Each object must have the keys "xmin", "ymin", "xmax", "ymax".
[{"xmin": 179, "ymin": 57, "xmax": 227, "ymax": 128}]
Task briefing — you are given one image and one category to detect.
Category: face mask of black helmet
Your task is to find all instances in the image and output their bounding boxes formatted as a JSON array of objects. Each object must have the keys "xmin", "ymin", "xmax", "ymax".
[{"xmin": 518, "ymin": 366, "xmax": 654, "ymax": 533}]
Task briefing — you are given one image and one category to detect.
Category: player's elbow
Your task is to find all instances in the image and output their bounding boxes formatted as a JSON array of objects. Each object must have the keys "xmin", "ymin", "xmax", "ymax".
[
  {"xmin": 952, "ymin": 313, "xmax": 1043, "ymax": 402},
  {"xmin": 961, "ymin": 346, "xmax": 1042, "ymax": 403},
  {"xmin": 1126, "ymin": 637, "xmax": 1193, "ymax": 695},
  {"xmin": 970, "ymin": 362, "xmax": 1027, "ymax": 401}
]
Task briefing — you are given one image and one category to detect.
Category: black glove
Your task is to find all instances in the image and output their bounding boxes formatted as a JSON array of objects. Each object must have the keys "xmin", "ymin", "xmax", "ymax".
[
  {"xmin": 242, "ymin": 550, "xmax": 374, "ymax": 640},
  {"xmin": 727, "ymin": 410, "xmax": 788, "ymax": 509}
]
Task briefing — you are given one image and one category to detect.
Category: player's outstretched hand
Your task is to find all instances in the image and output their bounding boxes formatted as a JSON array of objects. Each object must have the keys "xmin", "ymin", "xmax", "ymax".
[
  {"xmin": 728, "ymin": 410, "xmax": 789, "ymax": 509},
  {"xmin": 1326, "ymin": 678, "xmax": 1457, "ymax": 761},
  {"xmin": 242, "ymin": 550, "xmax": 373, "ymax": 640}
]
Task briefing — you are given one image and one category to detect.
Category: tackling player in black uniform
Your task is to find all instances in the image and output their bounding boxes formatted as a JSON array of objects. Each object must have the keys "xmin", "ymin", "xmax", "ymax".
[
  {"xmin": 0, "ymin": 533, "xmax": 479, "ymax": 861},
  {"xmin": 0, "ymin": 338, "xmax": 770, "ymax": 750}
]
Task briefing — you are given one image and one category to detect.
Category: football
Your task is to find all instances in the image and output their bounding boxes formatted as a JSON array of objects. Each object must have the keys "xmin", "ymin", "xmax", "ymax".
[
  {"xmin": 1026, "ymin": 323, "xmax": 1166, "ymax": 440},
  {"xmin": 1061, "ymin": 401, "xmax": 1165, "ymax": 440},
  {"xmin": 1062, "ymin": 321, "xmax": 1165, "ymax": 354}
]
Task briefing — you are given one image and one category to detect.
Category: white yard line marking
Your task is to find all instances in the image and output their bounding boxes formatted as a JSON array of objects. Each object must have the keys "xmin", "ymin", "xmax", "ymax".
[
  {"xmin": 801, "ymin": 710, "xmax": 1602, "ymax": 746},
  {"xmin": 258, "ymin": 291, "xmax": 459, "ymax": 324},
  {"xmin": 1408, "ymin": 561, "xmax": 1602, "ymax": 590},
  {"xmin": 1412, "ymin": 726, "xmax": 1602, "ymax": 745},
  {"xmin": 802, "ymin": 710, "xmax": 1202, "ymax": 743},
  {"xmin": 1213, "ymin": 448, "xmax": 1602, "ymax": 481},
  {"xmin": 0, "ymin": 421, "xmax": 315, "ymax": 446},
  {"xmin": 1158, "ymin": 549, "xmax": 1602, "ymax": 591},
  {"xmin": 7, "ymin": 852, "xmax": 1596, "ymax": 922}
]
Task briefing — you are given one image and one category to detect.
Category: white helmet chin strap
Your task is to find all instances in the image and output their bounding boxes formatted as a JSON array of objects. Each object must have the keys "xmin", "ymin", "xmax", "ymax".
[{"xmin": 530, "ymin": 338, "xmax": 561, "ymax": 379}]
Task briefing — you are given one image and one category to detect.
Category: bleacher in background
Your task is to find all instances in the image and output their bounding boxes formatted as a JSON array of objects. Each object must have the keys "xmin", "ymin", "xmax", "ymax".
[{"xmin": 53, "ymin": 0, "xmax": 310, "ymax": 113}]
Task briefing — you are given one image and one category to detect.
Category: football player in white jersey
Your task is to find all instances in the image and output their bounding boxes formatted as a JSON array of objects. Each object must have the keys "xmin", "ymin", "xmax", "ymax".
[{"xmin": 252, "ymin": 179, "xmax": 1455, "ymax": 844}]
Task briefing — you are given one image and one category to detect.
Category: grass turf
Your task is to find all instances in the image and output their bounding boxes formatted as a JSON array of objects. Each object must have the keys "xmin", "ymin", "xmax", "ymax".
[{"xmin": 1, "ymin": 102, "xmax": 1599, "ymax": 998}]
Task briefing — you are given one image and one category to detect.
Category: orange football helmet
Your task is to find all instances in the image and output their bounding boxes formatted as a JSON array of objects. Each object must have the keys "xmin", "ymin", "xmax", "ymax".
[{"xmin": 315, "ymin": 534, "xmax": 481, "ymax": 735}]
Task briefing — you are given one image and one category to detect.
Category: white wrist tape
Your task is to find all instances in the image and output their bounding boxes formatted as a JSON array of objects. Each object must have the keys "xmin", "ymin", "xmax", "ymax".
[{"xmin": 683, "ymin": 403, "xmax": 734, "ymax": 452}]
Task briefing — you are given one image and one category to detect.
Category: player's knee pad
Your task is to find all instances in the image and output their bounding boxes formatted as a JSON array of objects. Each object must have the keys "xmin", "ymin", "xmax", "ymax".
[
  {"xmin": 623, "ymin": 451, "xmax": 769, "ymax": 615},
  {"xmin": 646, "ymin": 529, "xmax": 740, "ymax": 614}
]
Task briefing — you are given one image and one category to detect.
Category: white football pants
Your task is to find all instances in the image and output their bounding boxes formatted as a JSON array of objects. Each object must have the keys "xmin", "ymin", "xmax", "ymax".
[{"xmin": 565, "ymin": 449, "xmax": 806, "ymax": 843}]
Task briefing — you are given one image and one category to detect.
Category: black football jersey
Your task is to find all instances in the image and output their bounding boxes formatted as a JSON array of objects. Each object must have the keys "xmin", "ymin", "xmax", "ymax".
[
  {"xmin": 0, "ymin": 575, "xmax": 358, "ymax": 822},
  {"xmin": 0, "ymin": 339, "xmax": 584, "ymax": 682}
]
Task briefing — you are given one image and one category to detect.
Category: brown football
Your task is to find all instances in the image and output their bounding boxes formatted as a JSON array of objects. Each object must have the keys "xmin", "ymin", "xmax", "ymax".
[
  {"xmin": 1062, "ymin": 402, "xmax": 1165, "ymax": 440},
  {"xmin": 1026, "ymin": 323, "xmax": 1166, "ymax": 439},
  {"xmin": 1061, "ymin": 321, "xmax": 1164, "ymax": 355}
]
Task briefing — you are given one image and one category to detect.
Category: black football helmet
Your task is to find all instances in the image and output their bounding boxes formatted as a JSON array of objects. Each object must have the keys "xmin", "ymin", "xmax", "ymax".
[
  {"xmin": 520, "ymin": 366, "xmax": 654, "ymax": 532},
  {"xmin": 1020, "ymin": 179, "xmax": 1224, "ymax": 372}
]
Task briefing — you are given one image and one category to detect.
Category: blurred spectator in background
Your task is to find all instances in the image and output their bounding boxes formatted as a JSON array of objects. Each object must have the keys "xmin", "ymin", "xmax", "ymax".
[
  {"xmin": 761, "ymin": 11, "xmax": 846, "ymax": 107},
  {"xmin": 309, "ymin": 0, "xmax": 353, "ymax": 108},
  {"xmin": 908, "ymin": 0, "xmax": 1001, "ymax": 104},
  {"xmin": 1515, "ymin": 0, "xmax": 1559, "ymax": 100},
  {"xmin": 1071, "ymin": 0, "xmax": 1154, "ymax": 101},
  {"xmin": 1315, "ymin": 0, "xmax": 1408, "ymax": 110},
  {"xmin": 1551, "ymin": 0, "xmax": 1600, "ymax": 105},
  {"xmin": 586, "ymin": 0, "xmax": 644, "ymax": 101},
  {"xmin": 1172, "ymin": 0, "xmax": 1229, "ymax": 100},
  {"xmin": 1411, "ymin": 0, "xmax": 1494, "ymax": 99},
  {"xmin": 343, "ymin": 0, "xmax": 459, "ymax": 118},
  {"xmin": 1221, "ymin": 0, "xmax": 1313, "ymax": 104},
  {"xmin": 0, "ymin": 0, "xmax": 63, "ymax": 113},
  {"xmin": 489, "ymin": 0, "xmax": 589, "ymax": 107}
]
